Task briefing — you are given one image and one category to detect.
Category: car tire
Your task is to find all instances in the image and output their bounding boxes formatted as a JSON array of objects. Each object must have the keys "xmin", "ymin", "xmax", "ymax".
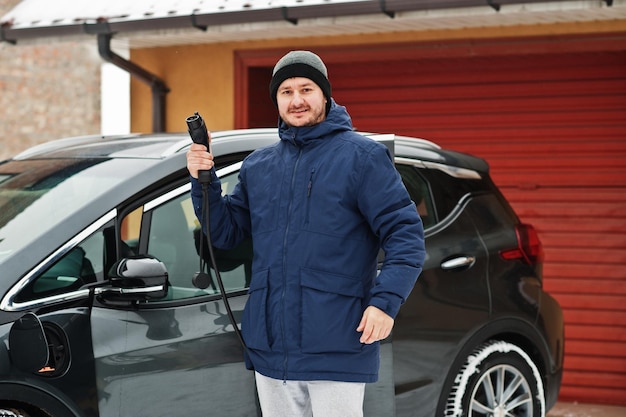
[{"xmin": 443, "ymin": 340, "xmax": 546, "ymax": 417}]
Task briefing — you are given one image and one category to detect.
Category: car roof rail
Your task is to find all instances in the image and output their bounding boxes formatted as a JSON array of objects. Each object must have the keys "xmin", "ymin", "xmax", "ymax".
[
  {"xmin": 12, "ymin": 134, "xmax": 141, "ymax": 160},
  {"xmin": 393, "ymin": 136, "xmax": 441, "ymax": 150},
  {"xmin": 359, "ymin": 132, "xmax": 441, "ymax": 150}
]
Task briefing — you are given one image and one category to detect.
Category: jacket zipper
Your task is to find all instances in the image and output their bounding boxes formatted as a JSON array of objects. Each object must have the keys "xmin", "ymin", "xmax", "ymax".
[
  {"xmin": 281, "ymin": 146, "xmax": 303, "ymax": 381},
  {"xmin": 305, "ymin": 168, "xmax": 315, "ymax": 225}
]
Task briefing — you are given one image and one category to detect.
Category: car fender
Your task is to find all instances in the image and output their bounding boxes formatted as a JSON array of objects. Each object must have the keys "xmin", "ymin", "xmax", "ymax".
[{"xmin": 435, "ymin": 315, "xmax": 555, "ymax": 415}]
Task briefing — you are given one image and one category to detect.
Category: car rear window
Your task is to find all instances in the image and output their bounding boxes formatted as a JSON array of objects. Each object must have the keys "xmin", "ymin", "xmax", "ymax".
[{"xmin": 419, "ymin": 168, "xmax": 493, "ymax": 223}]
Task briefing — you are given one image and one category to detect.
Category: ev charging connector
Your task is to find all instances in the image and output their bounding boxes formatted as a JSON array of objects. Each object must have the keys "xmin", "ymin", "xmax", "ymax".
[{"xmin": 186, "ymin": 112, "xmax": 247, "ymax": 351}]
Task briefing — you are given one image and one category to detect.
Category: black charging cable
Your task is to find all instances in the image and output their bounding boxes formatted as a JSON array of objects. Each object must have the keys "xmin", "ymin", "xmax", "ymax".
[{"xmin": 186, "ymin": 112, "xmax": 248, "ymax": 352}]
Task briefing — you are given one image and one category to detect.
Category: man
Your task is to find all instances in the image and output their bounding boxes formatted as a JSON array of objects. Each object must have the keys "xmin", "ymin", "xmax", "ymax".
[{"xmin": 187, "ymin": 50, "xmax": 425, "ymax": 416}]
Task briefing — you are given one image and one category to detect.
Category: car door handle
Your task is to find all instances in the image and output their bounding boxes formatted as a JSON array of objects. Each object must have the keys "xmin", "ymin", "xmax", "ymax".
[{"xmin": 441, "ymin": 256, "xmax": 476, "ymax": 270}]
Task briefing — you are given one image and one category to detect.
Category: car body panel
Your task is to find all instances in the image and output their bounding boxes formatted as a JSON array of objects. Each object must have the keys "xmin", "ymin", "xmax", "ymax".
[{"xmin": 90, "ymin": 300, "xmax": 258, "ymax": 416}]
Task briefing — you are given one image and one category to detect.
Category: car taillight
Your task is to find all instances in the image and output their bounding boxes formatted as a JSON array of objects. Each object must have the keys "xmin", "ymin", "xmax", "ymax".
[{"xmin": 500, "ymin": 223, "xmax": 544, "ymax": 265}]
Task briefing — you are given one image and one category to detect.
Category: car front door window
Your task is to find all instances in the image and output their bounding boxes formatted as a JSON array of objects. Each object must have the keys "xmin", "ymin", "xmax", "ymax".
[{"xmin": 137, "ymin": 170, "xmax": 251, "ymax": 302}]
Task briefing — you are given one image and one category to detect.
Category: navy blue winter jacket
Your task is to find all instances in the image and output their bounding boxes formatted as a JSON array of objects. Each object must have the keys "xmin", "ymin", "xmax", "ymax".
[{"xmin": 191, "ymin": 100, "xmax": 425, "ymax": 383}]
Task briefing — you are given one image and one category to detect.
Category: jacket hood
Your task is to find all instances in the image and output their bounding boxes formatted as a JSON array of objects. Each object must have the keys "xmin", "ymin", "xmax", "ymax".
[{"xmin": 278, "ymin": 99, "xmax": 354, "ymax": 147}]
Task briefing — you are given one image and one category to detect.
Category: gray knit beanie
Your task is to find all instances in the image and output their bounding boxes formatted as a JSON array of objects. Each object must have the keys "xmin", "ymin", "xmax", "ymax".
[{"xmin": 269, "ymin": 50, "xmax": 332, "ymax": 114}]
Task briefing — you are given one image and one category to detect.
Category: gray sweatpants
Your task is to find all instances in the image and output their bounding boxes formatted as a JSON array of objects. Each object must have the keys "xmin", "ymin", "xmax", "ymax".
[{"xmin": 255, "ymin": 371, "xmax": 366, "ymax": 417}]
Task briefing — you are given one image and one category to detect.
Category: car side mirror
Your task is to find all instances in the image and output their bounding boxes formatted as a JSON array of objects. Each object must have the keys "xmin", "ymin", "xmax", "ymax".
[{"xmin": 98, "ymin": 256, "xmax": 169, "ymax": 302}]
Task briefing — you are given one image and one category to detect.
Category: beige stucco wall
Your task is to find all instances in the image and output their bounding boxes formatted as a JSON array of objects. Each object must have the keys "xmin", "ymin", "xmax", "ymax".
[
  {"xmin": 128, "ymin": 19, "xmax": 626, "ymax": 134},
  {"xmin": 131, "ymin": 43, "xmax": 235, "ymax": 134}
]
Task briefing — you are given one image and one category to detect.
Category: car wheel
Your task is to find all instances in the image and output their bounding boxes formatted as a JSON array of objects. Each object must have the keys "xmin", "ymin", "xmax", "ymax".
[
  {"xmin": 0, "ymin": 405, "xmax": 34, "ymax": 417},
  {"xmin": 443, "ymin": 340, "xmax": 545, "ymax": 417}
]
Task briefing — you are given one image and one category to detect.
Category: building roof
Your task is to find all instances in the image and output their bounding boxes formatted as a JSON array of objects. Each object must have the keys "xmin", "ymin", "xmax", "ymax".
[{"xmin": 1, "ymin": 0, "xmax": 624, "ymax": 47}]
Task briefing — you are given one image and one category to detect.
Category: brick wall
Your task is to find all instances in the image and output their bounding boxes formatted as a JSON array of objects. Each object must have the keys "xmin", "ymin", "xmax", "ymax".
[{"xmin": 0, "ymin": 0, "xmax": 102, "ymax": 160}]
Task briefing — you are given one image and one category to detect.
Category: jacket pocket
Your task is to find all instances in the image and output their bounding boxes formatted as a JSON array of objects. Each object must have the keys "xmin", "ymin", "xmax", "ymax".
[
  {"xmin": 300, "ymin": 268, "xmax": 364, "ymax": 353},
  {"xmin": 242, "ymin": 269, "xmax": 271, "ymax": 351}
]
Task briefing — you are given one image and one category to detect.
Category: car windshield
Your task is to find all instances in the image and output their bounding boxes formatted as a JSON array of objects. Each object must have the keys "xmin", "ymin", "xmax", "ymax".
[{"xmin": 0, "ymin": 157, "xmax": 153, "ymax": 264}]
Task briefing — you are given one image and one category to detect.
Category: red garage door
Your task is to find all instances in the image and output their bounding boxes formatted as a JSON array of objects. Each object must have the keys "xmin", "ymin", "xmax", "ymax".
[{"xmin": 237, "ymin": 37, "xmax": 626, "ymax": 405}]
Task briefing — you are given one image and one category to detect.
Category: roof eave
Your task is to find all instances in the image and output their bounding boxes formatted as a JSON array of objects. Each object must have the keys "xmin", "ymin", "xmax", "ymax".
[{"xmin": 1, "ymin": 0, "xmax": 622, "ymax": 45}]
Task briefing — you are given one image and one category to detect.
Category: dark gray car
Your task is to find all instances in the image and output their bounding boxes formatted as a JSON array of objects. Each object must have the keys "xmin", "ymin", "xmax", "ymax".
[{"xmin": 0, "ymin": 130, "xmax": 563, "ymax": 417}]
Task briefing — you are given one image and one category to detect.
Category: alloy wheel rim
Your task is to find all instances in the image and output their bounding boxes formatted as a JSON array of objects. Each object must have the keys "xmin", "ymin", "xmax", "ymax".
[{"xmin": 469, "ymin": 364, "xmax": 533, "ymax": 417}]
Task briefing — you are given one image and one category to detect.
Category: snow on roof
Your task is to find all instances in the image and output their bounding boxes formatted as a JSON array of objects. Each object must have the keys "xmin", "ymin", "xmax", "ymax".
[{"xmin": 1, "ymin": 0, "xmax": 623, "ymax": 46}]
